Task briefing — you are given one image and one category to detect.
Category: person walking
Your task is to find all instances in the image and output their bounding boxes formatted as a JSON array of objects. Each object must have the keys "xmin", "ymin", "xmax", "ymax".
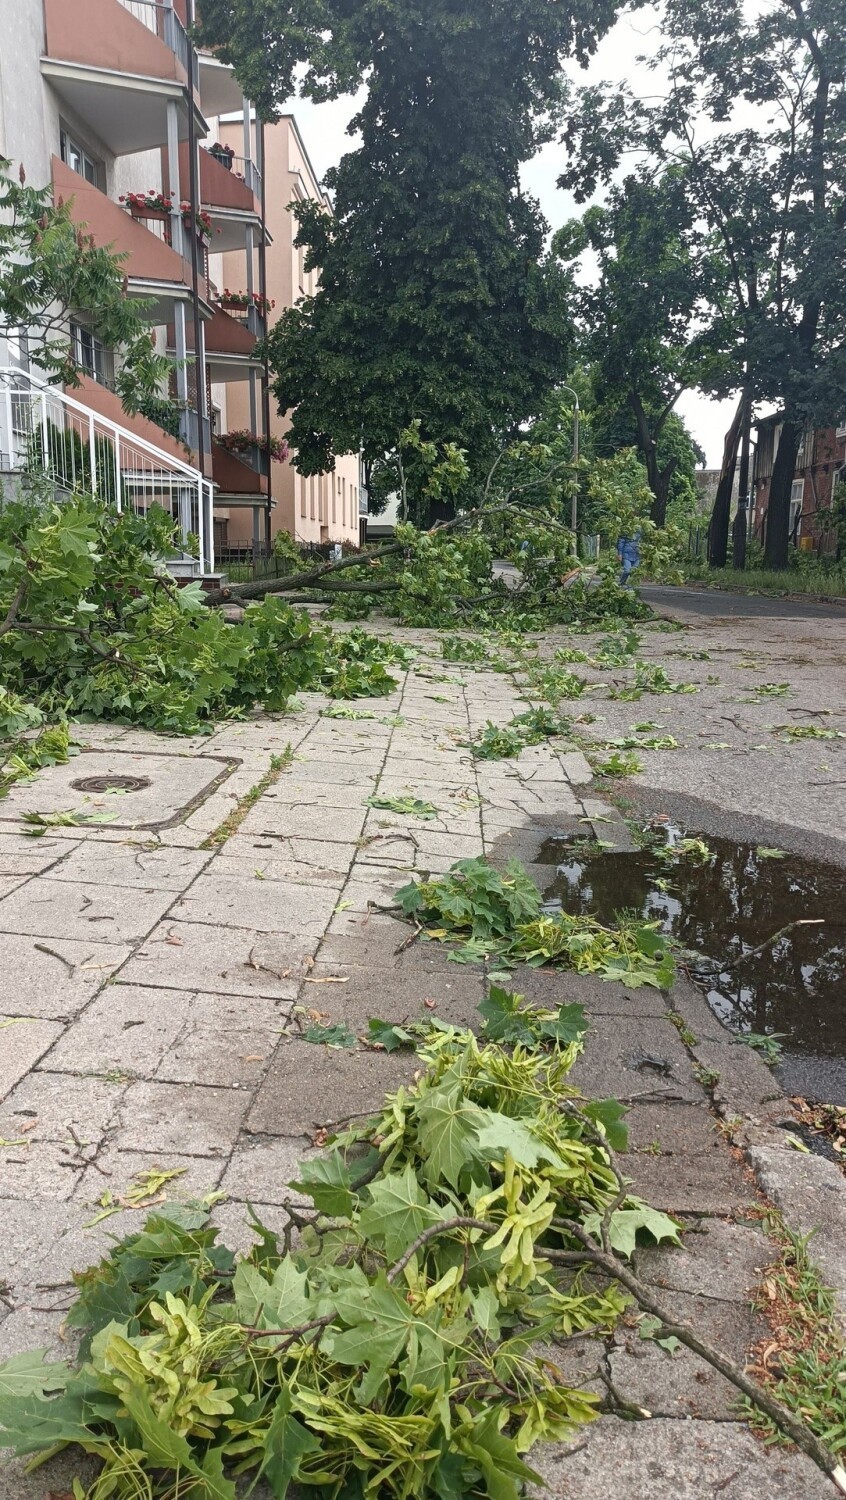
[{"xmin": 616, "ymin": 531, "xmax": 641, "ymax": 587}]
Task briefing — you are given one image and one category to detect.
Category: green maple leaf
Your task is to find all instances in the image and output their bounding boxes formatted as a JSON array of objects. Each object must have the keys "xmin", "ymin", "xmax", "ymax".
[
  {"xmin": 260, "ymin": 1387, "xmax": 324, "ymax": 1499},
  {"xmin": 583, "ymin": 1203, "xmax": 681, "ymax": 1259},
  {"xmin": 358, "ymin": 1165, "xmax": 446, "ymax": 1260},
  {"xmin": 472, "ymin": 1112, "xmax": 561, "ymax": 1170},
  {"xmin": 292, "ymin": 1150, "xmax": 355, "ymax": 1217},
  {"xmin": 582, "ymin": 1099, "xmax": 629, "ymax": 1152},
  {"xmin": 367, "ymin": 1017, "xmax": 416, "ymax": 1052},
  {"xmin": 233, "ymin": 1259, "xmax": 311, "ymax": 1331},
  {"xmin": 0, "ymin": 1350, "xmax": 70, "ymax": 1402},
  {"xmin": 538, "ymin": 1002, "xmax": 587, "ymax": 1044},
  {"xmin": 415, "ymin": 1081, "xmax": 484, "ymax": 1189},
  {"xmin": 477, "ymin": 985, "xmax": 534, "ymax": 1044},
  {"xmin": 324, "ymin": 1276, "xmax": 423, "ymax": 1402}
]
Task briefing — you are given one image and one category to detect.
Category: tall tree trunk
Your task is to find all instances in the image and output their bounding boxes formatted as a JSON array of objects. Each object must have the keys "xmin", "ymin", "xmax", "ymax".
[
  {"xmin": 628, "ymin": 391, "xmax": 676, "ymax": 526},
  {"xmin": 732, "ymin": 395, "xmax": 752, "ymax": 569},
  {"xmin": 709, "ymin": 394, "xmax": 745, "ymax": 568},
  {"xmin": 764, "ymin": 415, "xmax": 802, "ymax": 570}
]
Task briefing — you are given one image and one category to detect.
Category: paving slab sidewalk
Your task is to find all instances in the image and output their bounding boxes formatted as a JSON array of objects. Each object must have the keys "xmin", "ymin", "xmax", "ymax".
[{"xmin": 0, "ymin": 631, "xmax": 839, "ymax": 1496}]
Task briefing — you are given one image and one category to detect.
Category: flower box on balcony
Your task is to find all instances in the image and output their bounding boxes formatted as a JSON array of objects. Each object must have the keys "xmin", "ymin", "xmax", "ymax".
[{"xmin": 217, "ymin": 430, "xmax": 289, "ymax": 467}]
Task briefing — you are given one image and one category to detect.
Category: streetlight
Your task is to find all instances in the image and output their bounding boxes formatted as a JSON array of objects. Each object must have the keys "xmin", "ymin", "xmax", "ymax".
[{"xmin": 559, "ymin": 385, "xmax": 580, "ymax": 544}]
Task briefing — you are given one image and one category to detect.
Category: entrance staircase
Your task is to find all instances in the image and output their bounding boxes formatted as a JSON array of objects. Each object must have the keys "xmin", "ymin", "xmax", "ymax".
[{"xmin": 0, "ymin": 367, "xmax": 216, "ymax": 574}]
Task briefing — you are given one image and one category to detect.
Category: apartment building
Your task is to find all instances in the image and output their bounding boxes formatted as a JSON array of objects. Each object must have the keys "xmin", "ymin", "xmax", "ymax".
[
  {"xmin": 753, "ymin": 415, "xmax": 846, "ymax": 552},
  {"xmin": 217, "ymin": 114, "xmax": 363, "ymax": 551},
  {"xmin": 0, "ymin": 1, "xmax": 359, "ymax": 569}
]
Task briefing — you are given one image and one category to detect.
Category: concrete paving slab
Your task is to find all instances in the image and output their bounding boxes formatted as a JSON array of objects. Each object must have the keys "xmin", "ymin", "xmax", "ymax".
[
  {"xmin": 0, "ymin": 833, "xmax": 78, "ymax": 875},
  {"xmin": 0, "ymin": 1137, "xmax": 86, "ymax": 1201},
  {"xmin": 117, "ymin": 920, "xmax": 311, "ymax": 999},
  {"xmin": 0, "ymin": 1071, "xmax": 125, "ymax": 1145},
  {"xmin": 0, "ymin": 932, "xmax": 130, "ymax": 1018},
  {"xmin": 569, "ymin": 1015, "xmax": 704, "ymax": 1104},
  {"xmin": 636, "ymin": 1219, "xmax": 772, "ymax": 1303},
  {"xmin": 621, "ymin": 1150, "xmax": 754, "ymax": 1215},
  {"xmin": 42, "ymin": 982, "xmax": 195, "ymax": 1079},
  {"xmin": 219, "ymin": 1135, "xmax": 314, "ymax": 1202},
  {"xmin": 225, "ymin": 832, "xmax": 358, "ymax": 866},
  {"xmin": 247, "ymin": 1041, "xmax": 418, "ymax": 1135},
  {"xmin": 112, "ymin": 1081, "xmax": 249, "ymax": 1156},
  {"xmin": 625, "ymin": 1102, "xmax": 724, "ymax": 1156},
  {"xmin": 48, "ymin": 843, "xmax": 213, "ymax": 890},
  {"xmin": 239, "ymin": 802, "xmax": 368, "ymax": 842},
  {"xmin": 0, "ymin": 879, "xmax": 174, "ymax": 943},
  {"xmin": 526, "ymin": 1419, "xmax": 831, "ymax": 1498},
  {"xmin": 0, "ymin": 749, "xmax": 238, "ymax": 829},
  {"xmin": 0, "ymin": 1017, "xmax": 65, "ymax": 1102},
  {"xmin": 301, "ymin": 963, "xmax": 484, "ymax": 1030},
  {"xmin": 171, "ymin": 872, "xmax": 339, "ymax": 935},
  {"xmin": 156, "ymin": 1024, "xmax": 281, "ymax": 1087}
]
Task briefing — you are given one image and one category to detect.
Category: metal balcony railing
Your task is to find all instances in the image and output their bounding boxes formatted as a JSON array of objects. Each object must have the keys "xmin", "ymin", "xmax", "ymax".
[
  {"xmin": 231, "ymin": 156, "xmax": 262, "ymax": 197},
  {"xmin": 116, "ymin": 0, "xmax": 198, "ymax": 84},
  {"xmin": 0, "ymin": 367, "xmax": 215, "ymax": 573}
]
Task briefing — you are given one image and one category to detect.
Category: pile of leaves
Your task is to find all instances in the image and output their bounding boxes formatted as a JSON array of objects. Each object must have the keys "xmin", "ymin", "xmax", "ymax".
[
  {"xmin": 0, "ymin": 490, "xmax": 402, "ymax": 737},
  {"xmin": 0, "ymin": 1006, "xmax": 681, "ymax": 1500},
  {"xmin": 396, "ymin": 857, "xmax": 675, "ymax": 986},
  {"xmin": 470, "ymin": 708, "xmax": 570, "ymax": 760}
]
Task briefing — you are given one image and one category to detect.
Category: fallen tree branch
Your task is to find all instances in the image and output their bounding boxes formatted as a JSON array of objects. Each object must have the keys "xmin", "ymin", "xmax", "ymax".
[
  {"xmin": 694, "ymin": 919, "xmax": 826, "ymax": 974},
  {"xmin": 204, "ymin": 499, "xmax": 577, "ymax": 608},
  {"xmin": 545, "ymin": 1220, "xmax": 846, "ymax": 1492}
]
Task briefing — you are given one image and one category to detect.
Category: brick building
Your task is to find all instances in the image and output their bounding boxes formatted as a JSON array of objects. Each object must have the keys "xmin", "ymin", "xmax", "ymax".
[{"xmin": 753, "ymin": 415, "xmax": 846, "ymax": 552}]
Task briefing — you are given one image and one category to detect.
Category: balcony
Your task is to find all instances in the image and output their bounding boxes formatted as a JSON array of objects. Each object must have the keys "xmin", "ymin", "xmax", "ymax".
[
  {"xmin": 212, "ymin": 438, "xmax": 270, "ymax": 499},
  {"xmin": 168, "ymin": 144, "xmax": 263, "ymax": 253},
  {"xmin": 203, "ymin": 308, "xmax": 263, "ymax": 382},
  {"xmin": 196, "ymin": 49, "xmax": 246, "ymax": 118},
  {"xmin": 42, "ymin": 0, "xmax": 204, "ymax": 158},
  {"xmin": 53, "ymin": 158, "xmax": 203, "ymax": 321}
]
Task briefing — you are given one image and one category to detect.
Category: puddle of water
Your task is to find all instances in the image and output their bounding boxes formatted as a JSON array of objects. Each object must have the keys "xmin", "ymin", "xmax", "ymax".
[{"xmin": 538, "ymin": 830, "xmax": 846, "ymax": 1104}]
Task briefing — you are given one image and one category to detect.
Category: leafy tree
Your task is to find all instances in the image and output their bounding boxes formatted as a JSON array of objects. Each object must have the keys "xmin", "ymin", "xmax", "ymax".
[
  {"xmin": 559, "ymin": 0, "xmax": 846, "ymax": 568},
  {"xmin": 0, "ymin": 158, "xmax": 177, "ymax": 428},
  {"xmin": 553, "ymin": 169, "xmax": 733, "ymax": 525},
  {"xmin": 197, "ymin": 0, "xmax": 620, "ymax": 498},
  {"xmin": 591, "ymin": 401, "xmax": 705, "ymax": 528}
]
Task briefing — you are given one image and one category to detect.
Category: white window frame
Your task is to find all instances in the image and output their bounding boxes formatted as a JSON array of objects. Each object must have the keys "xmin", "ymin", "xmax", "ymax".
[{"xmin": 60, "ymin": 126, "xmax": 104, "ymax": 189}]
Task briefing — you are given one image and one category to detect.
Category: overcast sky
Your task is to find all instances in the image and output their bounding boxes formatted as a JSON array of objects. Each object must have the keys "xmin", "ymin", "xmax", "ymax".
[{"xmin": 285, "ymin": 4, "xmax": 738, "ymax": 468}]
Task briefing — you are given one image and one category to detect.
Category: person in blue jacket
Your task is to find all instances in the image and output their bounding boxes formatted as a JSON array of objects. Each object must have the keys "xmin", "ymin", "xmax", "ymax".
[{"xmin": 616, "ymin": 531, "xmax": 641, "ymax": 586}]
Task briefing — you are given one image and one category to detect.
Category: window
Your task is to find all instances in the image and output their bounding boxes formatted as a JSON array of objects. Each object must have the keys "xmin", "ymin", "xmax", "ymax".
[
  {"xmin": 790, "ymin": 480, "xmax": 804, "ymax": 538},
  {"xmin": 60, "ymin": 127, "xmax": 103, "ymax": 188},
  {"xmin": 341, "ymin": 476, "xmax": 346, "ymax": 528},
  {"xmin": 310, "ymin": 476, "xmax": 315, "ymax": 520},
  {"xmin": 70, "ymin": 321, "xmax": 108, "ymax": 385},
  {"xmin": 300, "ymin": 474, "xmax": 306, "ymax": 519}
]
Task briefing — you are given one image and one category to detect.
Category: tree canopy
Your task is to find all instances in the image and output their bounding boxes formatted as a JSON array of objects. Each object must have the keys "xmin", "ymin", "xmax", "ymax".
[
  {"xmin": 197, "ymin": 0, "xmax": 620, "ymax": 501},
  {"xmin": 559, "ymin": 0, "xmax": 846, "ymax": 566},
  {"xmin": 0, "ymin": 160, "xmax": 177, "ymax": 431},
  {"xmin": 553, "ymin": 168, "xmax": 733, "ymax": 525}
]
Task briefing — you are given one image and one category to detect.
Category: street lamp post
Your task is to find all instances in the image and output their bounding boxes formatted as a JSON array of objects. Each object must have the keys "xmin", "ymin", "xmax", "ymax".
[{"xmin": 559, "ymin": 385, "xmax": 580, "ymax": 548}]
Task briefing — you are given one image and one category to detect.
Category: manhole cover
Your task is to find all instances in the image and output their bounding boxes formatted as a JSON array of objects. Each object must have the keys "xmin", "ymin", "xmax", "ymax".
[{"xmin": 71, "ymin": 774, "xmax": 152, "ymax": 793}]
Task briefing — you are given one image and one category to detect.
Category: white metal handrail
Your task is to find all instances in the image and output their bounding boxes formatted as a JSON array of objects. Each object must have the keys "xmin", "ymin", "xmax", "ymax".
[{"xmin": 0, "ymin": 367, "xmax": 214, "ymax": 573}]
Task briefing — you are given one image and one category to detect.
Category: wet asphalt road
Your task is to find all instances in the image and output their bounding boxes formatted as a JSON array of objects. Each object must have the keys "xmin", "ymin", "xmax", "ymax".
[{"xmin": 641, "ymin": 583, "xmax": 846, "ymax": 620}]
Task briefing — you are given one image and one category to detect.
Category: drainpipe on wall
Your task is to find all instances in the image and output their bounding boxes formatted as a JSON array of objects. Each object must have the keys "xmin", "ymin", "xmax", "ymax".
[
  {"xmin": 185, "ymin": 0, "xmax": 207, "ymax": 485},
  {"xmin": 258, "ymin": 117, "xmax": 273, "ymax": 554}
]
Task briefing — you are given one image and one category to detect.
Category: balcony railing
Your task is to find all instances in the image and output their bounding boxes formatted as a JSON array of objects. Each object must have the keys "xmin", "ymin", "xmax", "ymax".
[
  {"xmin": 116, "ymin": 0, "xmax": 198, "ymax": 83},
  {"xmin": 231, "ymin": 156, "xmax": 262, "ymax": 197},
  {"xmin": 179, "ymin": 407, "xmax": 212, "ymax": 457},
  {"xmin": 0, "ymin": 367, "xmax": 215, "ymax": 573}
]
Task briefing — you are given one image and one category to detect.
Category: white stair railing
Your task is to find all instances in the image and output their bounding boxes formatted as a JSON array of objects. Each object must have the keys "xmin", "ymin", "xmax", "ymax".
[{"xmin": 0, "ymin": 367, "xmax": 215, "ymax": 573}]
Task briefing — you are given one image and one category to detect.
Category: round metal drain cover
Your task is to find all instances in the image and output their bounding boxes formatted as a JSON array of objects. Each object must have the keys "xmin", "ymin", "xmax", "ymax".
[{"xmin": 71, "ymin": 774, "xmax": 152, "ymax": 794}]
